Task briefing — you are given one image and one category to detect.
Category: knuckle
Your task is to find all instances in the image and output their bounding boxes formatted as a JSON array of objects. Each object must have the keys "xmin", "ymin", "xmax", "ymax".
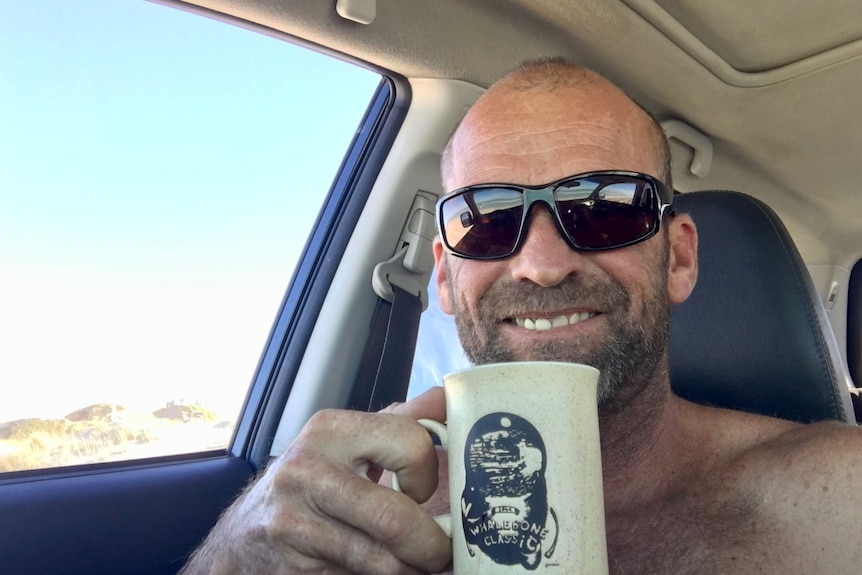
[
  {"xmin": 271, "ymin": 447, "xmax": 320, "ymax": 492},
  {"xmin": 302, "ymin": 409, "xmax": 372, "ymax": 447},
  {"xmin": 340, "ymin": 538, "xmax": 398, "ymax": 575},
  {"xmin": 370, "ymin": 496, "xmax": 415, "ymax": 547},
  {"xmin": 377, "ymin": 417, "xmax": 434, "ymax": 465},
  {"xmin": 304, "ymin": 408, "xmax": 344, "ymax": 435}
]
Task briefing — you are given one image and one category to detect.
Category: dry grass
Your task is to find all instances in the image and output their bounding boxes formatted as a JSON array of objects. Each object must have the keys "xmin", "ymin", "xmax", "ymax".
[{"xmin": 0, "ymin": 403, "xmax": 234, "ymax": 473}]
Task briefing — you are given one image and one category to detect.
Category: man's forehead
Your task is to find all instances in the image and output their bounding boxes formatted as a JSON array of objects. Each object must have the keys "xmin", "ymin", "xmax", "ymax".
[{"xmin": 447, "ymin": 86, "xmax": 660, "ymax": 189}]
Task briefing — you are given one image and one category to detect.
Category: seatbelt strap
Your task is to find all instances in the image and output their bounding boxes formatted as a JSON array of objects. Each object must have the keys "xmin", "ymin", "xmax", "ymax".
[
  {"xmin": 349, "ymin": 191, "xmax": 435, "ymax": 412},
  {"xmin": 348, "ymin": 283, "xmax": 422, "ymax": 412}
]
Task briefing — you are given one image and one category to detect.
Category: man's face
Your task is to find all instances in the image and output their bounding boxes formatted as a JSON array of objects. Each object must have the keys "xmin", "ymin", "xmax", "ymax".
[
  {"xmin": 440, "ymin": 236, "xmax": 670, "ymax": 408},
  {"xmin": 434, "ymin": 83, "xmax": 692, "ymax": 408}
]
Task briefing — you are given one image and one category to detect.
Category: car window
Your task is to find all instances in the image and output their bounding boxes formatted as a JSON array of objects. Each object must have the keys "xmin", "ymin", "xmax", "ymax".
[
  {"xmin": 409, "ymin": 271, "xmax": 470, "ymax": 399},
  {"xmin": 0, "ymin": 0, "xmax": 379, "ymax": 473}
]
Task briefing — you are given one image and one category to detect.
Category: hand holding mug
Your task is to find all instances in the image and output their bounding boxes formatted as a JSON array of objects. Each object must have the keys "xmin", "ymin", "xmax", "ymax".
[{"xmin": 394, "ymin": 361, "xmax": 609, "ymax": 574}]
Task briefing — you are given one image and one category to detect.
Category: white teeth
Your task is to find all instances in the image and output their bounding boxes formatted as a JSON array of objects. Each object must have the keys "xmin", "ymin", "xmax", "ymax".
[{"xmin": 513, "ymin": 312, "xmax": 596, "ymax": 330}]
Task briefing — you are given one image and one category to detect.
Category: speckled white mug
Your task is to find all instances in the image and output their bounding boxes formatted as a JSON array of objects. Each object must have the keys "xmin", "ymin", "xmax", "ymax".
[{"xmin": 400, "ymin": 361, "xmax": 608, "ymax": 574}]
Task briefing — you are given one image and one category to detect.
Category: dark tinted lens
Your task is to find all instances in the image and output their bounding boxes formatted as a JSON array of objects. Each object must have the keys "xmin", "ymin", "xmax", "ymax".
[
  {"xmin": 439, "ymin": 188, "xmax": 524, "ymax": 258},
  {"xmin": 555, "ymin": 176, "xmax": 656, "ymax": 249}
]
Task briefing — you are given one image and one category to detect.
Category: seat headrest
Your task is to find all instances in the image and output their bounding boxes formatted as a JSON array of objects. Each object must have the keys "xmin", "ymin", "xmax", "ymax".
[{"xmin": 669, "ymin": 191, "xmax": 854, "ymax": 423}]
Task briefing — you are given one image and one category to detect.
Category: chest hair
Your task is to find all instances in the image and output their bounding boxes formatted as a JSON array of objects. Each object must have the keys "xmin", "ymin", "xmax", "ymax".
[{"xmin": 604, "ymin": 485, "xmax": 778, "ymax": 575}]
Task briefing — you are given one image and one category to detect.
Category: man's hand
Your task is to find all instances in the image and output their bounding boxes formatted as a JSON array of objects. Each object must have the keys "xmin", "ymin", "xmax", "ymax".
[{"xmin": 181, "ymin": 387, "xmax": 451, "ymax": 574}]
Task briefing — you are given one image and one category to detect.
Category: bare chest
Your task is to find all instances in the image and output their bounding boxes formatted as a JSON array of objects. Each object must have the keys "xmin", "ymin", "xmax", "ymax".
[{"xmin": 604, "ymin": 487, "xmax": 787, "ymax": 575}]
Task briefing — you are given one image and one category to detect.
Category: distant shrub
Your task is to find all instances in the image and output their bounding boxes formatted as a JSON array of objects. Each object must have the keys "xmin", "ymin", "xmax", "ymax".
[
  {"xmin": 0, "ymin": 418, "xmax": 68, "ymax": 441},
  {"xmin": 0, "ymin": 404, "xmax": 232, "ymax": 473},
  {"xmin": 153, "ymin": 404, "xmax": 218, "ymax": 422}
]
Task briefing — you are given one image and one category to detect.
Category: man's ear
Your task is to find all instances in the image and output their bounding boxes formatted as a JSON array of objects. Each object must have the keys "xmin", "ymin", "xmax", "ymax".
[
  {"xmin": 667, "ymin": 214, "xmax": 698, "ymax": 304},
  {"xmin": 433, "ymin": 239, "xmax": 455, "ymax": 315}
]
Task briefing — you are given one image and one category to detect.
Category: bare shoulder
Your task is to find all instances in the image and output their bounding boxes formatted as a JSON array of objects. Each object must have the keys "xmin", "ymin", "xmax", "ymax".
[
  {"xmin": 684, "ymin": 402, "xmax": 860, "ymax": 474},
  {"xmin": 723, "ymin": 415, "xmax": 862, "ymax": 571},
  {"xmin": 601, "ymin": 403, "xmax": 859, "ymax": 573},
  {"xmin": 703, "ymin": 405, "xmax": 862, "ymax": 500},
  {"xmin": 673, "ymin": 404, "xmax": 862, "ymax": 571},
  {"xmin": 738, "ymin": 418, "xmax": 861, "ymax": 481}
]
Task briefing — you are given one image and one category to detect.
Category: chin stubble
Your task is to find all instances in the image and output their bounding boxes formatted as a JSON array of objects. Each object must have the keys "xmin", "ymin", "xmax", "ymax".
[{"xmin": 446, "ymin": 254, "xmax": 670, "ymax": 408}]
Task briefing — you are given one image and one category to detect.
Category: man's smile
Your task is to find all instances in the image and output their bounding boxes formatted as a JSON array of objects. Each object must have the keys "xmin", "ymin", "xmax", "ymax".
[{"xmin": 510, "ymin": 311, "xmax": 598, "ymax": 331}]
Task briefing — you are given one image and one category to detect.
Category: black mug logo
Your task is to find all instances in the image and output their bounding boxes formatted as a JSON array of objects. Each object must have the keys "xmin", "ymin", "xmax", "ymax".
[{"xmin": 461, "ymin": 413, "xmax": 558, "ymax": 569}]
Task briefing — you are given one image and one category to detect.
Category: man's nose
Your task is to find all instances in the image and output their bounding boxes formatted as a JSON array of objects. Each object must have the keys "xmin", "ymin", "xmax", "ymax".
[{"xmin": 508, "ymin": 205, "xmax": 585, "ymax": 286}]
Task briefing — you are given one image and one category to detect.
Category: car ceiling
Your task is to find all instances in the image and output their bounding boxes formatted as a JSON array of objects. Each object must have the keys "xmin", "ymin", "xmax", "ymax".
[{"xmin": 173, "ymin": 0, "xmax": 862, "ymax": 269}]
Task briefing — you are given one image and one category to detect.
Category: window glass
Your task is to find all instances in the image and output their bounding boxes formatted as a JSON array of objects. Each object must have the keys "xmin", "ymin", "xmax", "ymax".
[
  {"xmin": 0, "ymin": 0, "xmax": 379, "ymax": 472},
  {"xmin": 409, "ymin": 273, "xmax": 470, "ymax": 399}
]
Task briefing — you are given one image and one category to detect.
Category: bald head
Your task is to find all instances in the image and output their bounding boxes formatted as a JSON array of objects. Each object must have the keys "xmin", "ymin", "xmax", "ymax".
[
  {"xmin": 441, "ymin": 57, "xmax": 672, "ymax": 190},
  {"xmin": 490, "ymin": 57, "xmax": 606, "ymax": 91}
]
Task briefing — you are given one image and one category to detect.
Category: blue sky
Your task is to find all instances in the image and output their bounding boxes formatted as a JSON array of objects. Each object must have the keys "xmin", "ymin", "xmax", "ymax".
[
  {"xmin": 0, "ymin": 0, "xmax": 381, "ymax": 421},
  {"xmin": 1, "ymin": 0, "xmax": 379, "ymax": 282}
]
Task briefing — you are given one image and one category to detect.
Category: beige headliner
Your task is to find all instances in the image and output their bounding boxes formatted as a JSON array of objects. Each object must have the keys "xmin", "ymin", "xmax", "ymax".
[{"xmin": 173, "ymin": 0, "xmax": 862, "ymax": 268}]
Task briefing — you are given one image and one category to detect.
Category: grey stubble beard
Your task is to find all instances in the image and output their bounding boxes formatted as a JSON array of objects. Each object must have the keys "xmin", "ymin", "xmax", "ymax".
[{"xmin": 444, "ymin": 252, "xmax": 671, "ymax": 411}]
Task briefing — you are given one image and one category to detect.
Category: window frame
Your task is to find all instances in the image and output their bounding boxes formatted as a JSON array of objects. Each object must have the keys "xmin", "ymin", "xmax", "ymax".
[
  {"xmin": 232, "ymin": 76, "xmax": 412, "ymax": 469},
  {"xmin": 0, "ymin": 29, "xmax": 411, "ymax": 575},
  {"xmin": 0, "ymin": 18, "xmax": 408, "ymax": 480}
]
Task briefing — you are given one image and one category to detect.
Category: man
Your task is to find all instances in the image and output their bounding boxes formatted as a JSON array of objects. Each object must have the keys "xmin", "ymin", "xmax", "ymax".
[{"xmin": 183, "ymin": 58, "xmax": 862, "ymax": 574}]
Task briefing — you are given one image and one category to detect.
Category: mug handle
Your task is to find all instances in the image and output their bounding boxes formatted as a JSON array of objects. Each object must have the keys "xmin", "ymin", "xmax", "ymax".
[{"xmin": 390, "ymin": 418, "xmax": 452, "ymax": 537}]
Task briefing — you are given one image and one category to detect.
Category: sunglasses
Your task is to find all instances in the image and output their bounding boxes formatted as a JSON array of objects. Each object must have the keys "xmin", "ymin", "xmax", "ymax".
[{"xmin": 436, "ymin": 170, "xmax": 675, "ymax": 260}]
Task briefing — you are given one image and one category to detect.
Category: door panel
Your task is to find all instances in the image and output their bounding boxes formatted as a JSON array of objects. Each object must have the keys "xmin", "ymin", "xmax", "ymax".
[{"xmin": 0, "ymin": 456, "xmax": 253, "ymax": 575}]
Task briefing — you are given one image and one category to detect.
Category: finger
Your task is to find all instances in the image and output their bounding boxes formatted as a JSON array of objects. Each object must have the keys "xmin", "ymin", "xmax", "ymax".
[
  {"xmin": 276, "ymin": 457, "xmax": 426, "ymax": 574},
  {"xmin": 277, "ymin": 447, "xmax": 448, "ymax": 573},
  {"xmin": 301, "ymin": 409, "xmax": 440, "ymax": 502},
  {"xmin": 379, "ymin": 401, "xmax": 403, "ymax": 414},
  {"xmin": 381, "ymin": 447, "xmax": 451, "ymax": 517},
  {"xmin": 286, "ymin": 409, "xmax": 451, "ymax": 570},
  {"xmin": 310, "ymin": 462, "xmax": 452, "ymax": 573},
  {"xmin": 274, "ymin": 453, "xmax": 427, "ymax": 575},
  {"xmin": 420, "ymin": 447, "xmax": 451, "ymax": 517},
  {"xmin": 302, "ymin": 521, "xmax": 426, "ymax": 575},
  {"xmin": 385, "ymin": 386, "xmax": 446, "ymax": 422}
]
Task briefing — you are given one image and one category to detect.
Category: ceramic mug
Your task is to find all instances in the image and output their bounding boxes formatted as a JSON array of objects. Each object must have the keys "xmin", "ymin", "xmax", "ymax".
[{"xmin": 394, "ymin": 361, "xmax": 608, "ymax": 574}]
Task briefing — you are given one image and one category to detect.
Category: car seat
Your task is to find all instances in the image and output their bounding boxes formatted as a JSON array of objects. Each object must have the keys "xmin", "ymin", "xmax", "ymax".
[{"xmin": 669, "ymin": 190, "xmax": 857, "ymax": 423}]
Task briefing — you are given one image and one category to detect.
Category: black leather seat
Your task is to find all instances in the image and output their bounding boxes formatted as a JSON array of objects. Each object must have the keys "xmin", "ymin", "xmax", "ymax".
[{"xmin": 669, "ymin": 190, "xmax": 856, "ymax": 423}]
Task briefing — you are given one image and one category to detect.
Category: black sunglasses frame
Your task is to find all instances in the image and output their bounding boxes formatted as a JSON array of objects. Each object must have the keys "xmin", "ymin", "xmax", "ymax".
[{"xmin": 436, "ymin": 170, "xmax": 675, "ymax": 260}]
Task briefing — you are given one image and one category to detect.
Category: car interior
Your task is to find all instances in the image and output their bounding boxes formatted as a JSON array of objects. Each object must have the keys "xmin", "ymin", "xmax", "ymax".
[{"xmin": 2, "ymin": 1, "xmax": 860, "ymax": 573}]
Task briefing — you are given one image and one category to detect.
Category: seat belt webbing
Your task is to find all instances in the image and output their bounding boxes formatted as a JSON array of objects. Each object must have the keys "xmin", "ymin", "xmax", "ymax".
[{"xmin": 348, "ymin": 284, "xmax": 422, "ymax": 412}]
